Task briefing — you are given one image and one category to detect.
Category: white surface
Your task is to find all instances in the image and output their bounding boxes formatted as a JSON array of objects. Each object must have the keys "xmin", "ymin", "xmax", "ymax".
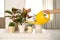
[
  {"xmin": 0, "ymin": 0, "xmax": 4, "ymax": 17},
  {"xmin": 0, "ymin": 29, "xmax": 60, "ymax": 40},
  {"xmin": 25, "ymin": 0, "xmax": 43, "ymax": 16}
]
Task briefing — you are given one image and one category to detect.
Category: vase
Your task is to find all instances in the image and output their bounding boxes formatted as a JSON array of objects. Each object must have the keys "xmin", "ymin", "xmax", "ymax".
[
  {"xmin": 18, "ymin": 23, "xmax": 26, "ymax": 33},
  {"xmin": 35, "ymin": 24, "xmax": 42, "ymax": 33}
]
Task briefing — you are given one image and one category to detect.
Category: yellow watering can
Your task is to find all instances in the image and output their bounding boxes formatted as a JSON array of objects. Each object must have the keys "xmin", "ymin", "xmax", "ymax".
[{"xmin": 27, "ymin": 11, "xmax": 50, "ymax": 25}]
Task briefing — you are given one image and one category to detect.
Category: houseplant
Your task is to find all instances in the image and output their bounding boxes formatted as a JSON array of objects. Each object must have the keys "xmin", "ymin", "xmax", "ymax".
[
  {"xmin": 5, "ymin": 7, "xmax": 32, "ymax": 32},
  {"xmin": 17, "ymin": 8, "xmax": 32, "ymax": 32},
  {"xmin": 26, "ymin": 24, "xmax": 34, "ymax": 33},
  {"xmin": 5, "ymin": 7, "xmax": 21, "ymax": 31},
  {"xmin": 8, "ymin": 22, "xmax": 15, "ymax": 33}
]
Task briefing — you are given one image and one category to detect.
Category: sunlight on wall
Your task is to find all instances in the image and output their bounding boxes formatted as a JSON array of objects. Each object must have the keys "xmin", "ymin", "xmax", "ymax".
[
  {"xmin": 25, "ymin": 0, "xmax": 43, "ymax": 16},
  {"xmin": 0, "ymin": 0, "xmax": 4, "ymax": 17},
  {"xmin": 25, "ymin": 0, "xmax": 53, "ymax": 21},
  {"xmin": 45, "ymin": 0, "xmax": 53, "ymax": 21}
]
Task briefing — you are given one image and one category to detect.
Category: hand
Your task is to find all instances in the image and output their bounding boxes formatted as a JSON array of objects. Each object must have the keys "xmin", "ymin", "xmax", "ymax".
[{"xmin": 43, "ymin": 10, "xmax": 52, "ymax": 14}]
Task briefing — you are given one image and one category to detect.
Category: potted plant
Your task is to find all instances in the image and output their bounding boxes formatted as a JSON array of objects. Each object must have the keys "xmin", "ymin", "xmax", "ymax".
[
  {"xmin": 8, "ymin": 22, "xmax": 15, "ymax": 33},
  {"xmin": 5, "ymin": 7, "xmax": 21, "ymax": 31},
  {"xmin": 26, "ymin": 24, "xmax": 34, "ymax": 33},
  {"xmin": 16, "ymin": 15, "xmax": 26, "ymax": 32},
  {"xmin": 5, "ymin": 8, "xmax": 32, "ymax": 32},
  {"xmin": 17, "ymin": 8, "xmax": 32, "ymax": 32}
]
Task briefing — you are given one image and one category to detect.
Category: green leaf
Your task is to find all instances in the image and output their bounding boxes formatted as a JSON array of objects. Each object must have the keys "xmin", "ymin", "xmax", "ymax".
[
  {"xmin": 12, "ymin": 8, "xmax": 18, "ymax": 13},
  {"xmin": 9, "ymin": 22, "xmax": 15, "ymax": 26},
  {"xmin": 5, "ymin": 16, "xmax": 11, "ymax": 17},
  {"xmin": 5, "ymin": 10, "xmax": 12, "ymax": 15}
]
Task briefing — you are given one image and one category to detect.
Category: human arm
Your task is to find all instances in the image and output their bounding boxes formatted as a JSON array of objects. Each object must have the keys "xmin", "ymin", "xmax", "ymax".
[{"xmin": 43, "ymin": 9, "xmax": 60, "ymax": 14}]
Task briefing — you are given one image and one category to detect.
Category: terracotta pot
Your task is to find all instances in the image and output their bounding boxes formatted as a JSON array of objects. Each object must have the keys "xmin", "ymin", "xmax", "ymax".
[{"xmin": 8, "ymin": 26, "xmax": 15, "ymax": 33}]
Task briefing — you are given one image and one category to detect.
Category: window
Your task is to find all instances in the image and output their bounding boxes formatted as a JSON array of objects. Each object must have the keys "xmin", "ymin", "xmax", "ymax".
[
  {"xmin": 0, "ymin": 0, "xmax": 4, "ymax": 17},
  {"xmin": 25, "ymin": 0, "xmax": 43, "ymax": 16}
]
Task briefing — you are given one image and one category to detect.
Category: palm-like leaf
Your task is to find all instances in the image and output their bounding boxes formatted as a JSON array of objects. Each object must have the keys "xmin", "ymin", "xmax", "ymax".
[
  {"xmin": 5, "ymin": 16, "xmax": 11, "ymax": 17},
  {"xmin": 5, "ymin": 10, "xmax": 12, "ymax": 15},
  {"xmin": 12, "ymin": 8, "xmax": 18, "ymax": 14}
]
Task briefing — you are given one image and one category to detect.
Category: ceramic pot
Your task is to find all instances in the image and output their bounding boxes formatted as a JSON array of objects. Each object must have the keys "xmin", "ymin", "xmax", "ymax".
[
  {"xmin": 27, "ymin": 26, "xmax": 33, "ymax": 33},
  {"xmin": 8, "ymin": 26, "xmax": 15, "ymax": 33},
  {"xmin": 18, "ymin": 24, "xmax": 26, "ymax": 33},
  {"xmin": 35, "ymin": 24, "xmax": 42, "ymax": 33}
]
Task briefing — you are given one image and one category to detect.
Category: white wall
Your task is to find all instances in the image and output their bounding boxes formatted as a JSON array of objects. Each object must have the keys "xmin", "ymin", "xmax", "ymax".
[
  {"xmin": 0, "ymin": 0, "xmax": 4, "ymax": 17},
  {"xmin": 5, "ymin": 0, "xmax": 25, "ymax": 29},
  {"xmin": 42, "ymin": 0, "xmax": 54, "ymax": 29},
  {"xmin": 25, "ymin": 0, "xmax": 43, "ymax": 16}
]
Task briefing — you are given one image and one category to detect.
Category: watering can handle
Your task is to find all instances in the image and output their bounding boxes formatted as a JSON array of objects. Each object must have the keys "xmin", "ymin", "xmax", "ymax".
[
  {"xmin": 43, "ymin": 11, "xmax": 50, "ymax": 20},
  {"xmin": 48, "ymin": 13, "xmax": 50, "ymax": 20}
]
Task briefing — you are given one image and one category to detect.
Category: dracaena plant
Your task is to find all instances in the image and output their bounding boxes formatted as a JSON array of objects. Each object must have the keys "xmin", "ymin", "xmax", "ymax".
[{"xmin": 5, "ymin": 7, "xmax": 32, "ymax": 24}]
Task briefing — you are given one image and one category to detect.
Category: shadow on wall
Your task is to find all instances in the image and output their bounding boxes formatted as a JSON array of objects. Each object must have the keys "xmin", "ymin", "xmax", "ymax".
[{"xmin": 0, "ymin": 17, "xmax": 5, "ymax": 29}]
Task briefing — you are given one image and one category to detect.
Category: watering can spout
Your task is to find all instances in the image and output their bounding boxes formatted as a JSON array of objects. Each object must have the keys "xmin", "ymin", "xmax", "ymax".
[{"xmin": 27, "ymin": 11, "xmax": 50, "ymax": 25}]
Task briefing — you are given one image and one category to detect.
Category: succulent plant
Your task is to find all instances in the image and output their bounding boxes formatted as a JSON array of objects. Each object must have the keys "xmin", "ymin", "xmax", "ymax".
[{"xmin": 9, "ymin": 22, "xmax": 15, "ymax": 26}]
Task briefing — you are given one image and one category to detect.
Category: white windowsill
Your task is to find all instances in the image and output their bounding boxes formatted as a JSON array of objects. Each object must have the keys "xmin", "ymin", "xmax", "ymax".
[{"xmin": 0, "ymin": 29, "xmax": 60, "ymax": 40}]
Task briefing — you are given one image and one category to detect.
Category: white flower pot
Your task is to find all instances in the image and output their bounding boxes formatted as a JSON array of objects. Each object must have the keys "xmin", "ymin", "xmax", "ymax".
[
  {"xmin": 35, "ymin": 24, "xmax": 42, "ymax": 33},
  {"xmin": 18, "ymin": 24, "xmax": 25, "ymax": 33}
]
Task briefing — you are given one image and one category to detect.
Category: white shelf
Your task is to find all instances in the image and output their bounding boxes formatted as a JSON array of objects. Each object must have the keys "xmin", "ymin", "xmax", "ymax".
[{"xmin": 0, "ymin": 29, "xmax": 60, "ymax": 40}]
